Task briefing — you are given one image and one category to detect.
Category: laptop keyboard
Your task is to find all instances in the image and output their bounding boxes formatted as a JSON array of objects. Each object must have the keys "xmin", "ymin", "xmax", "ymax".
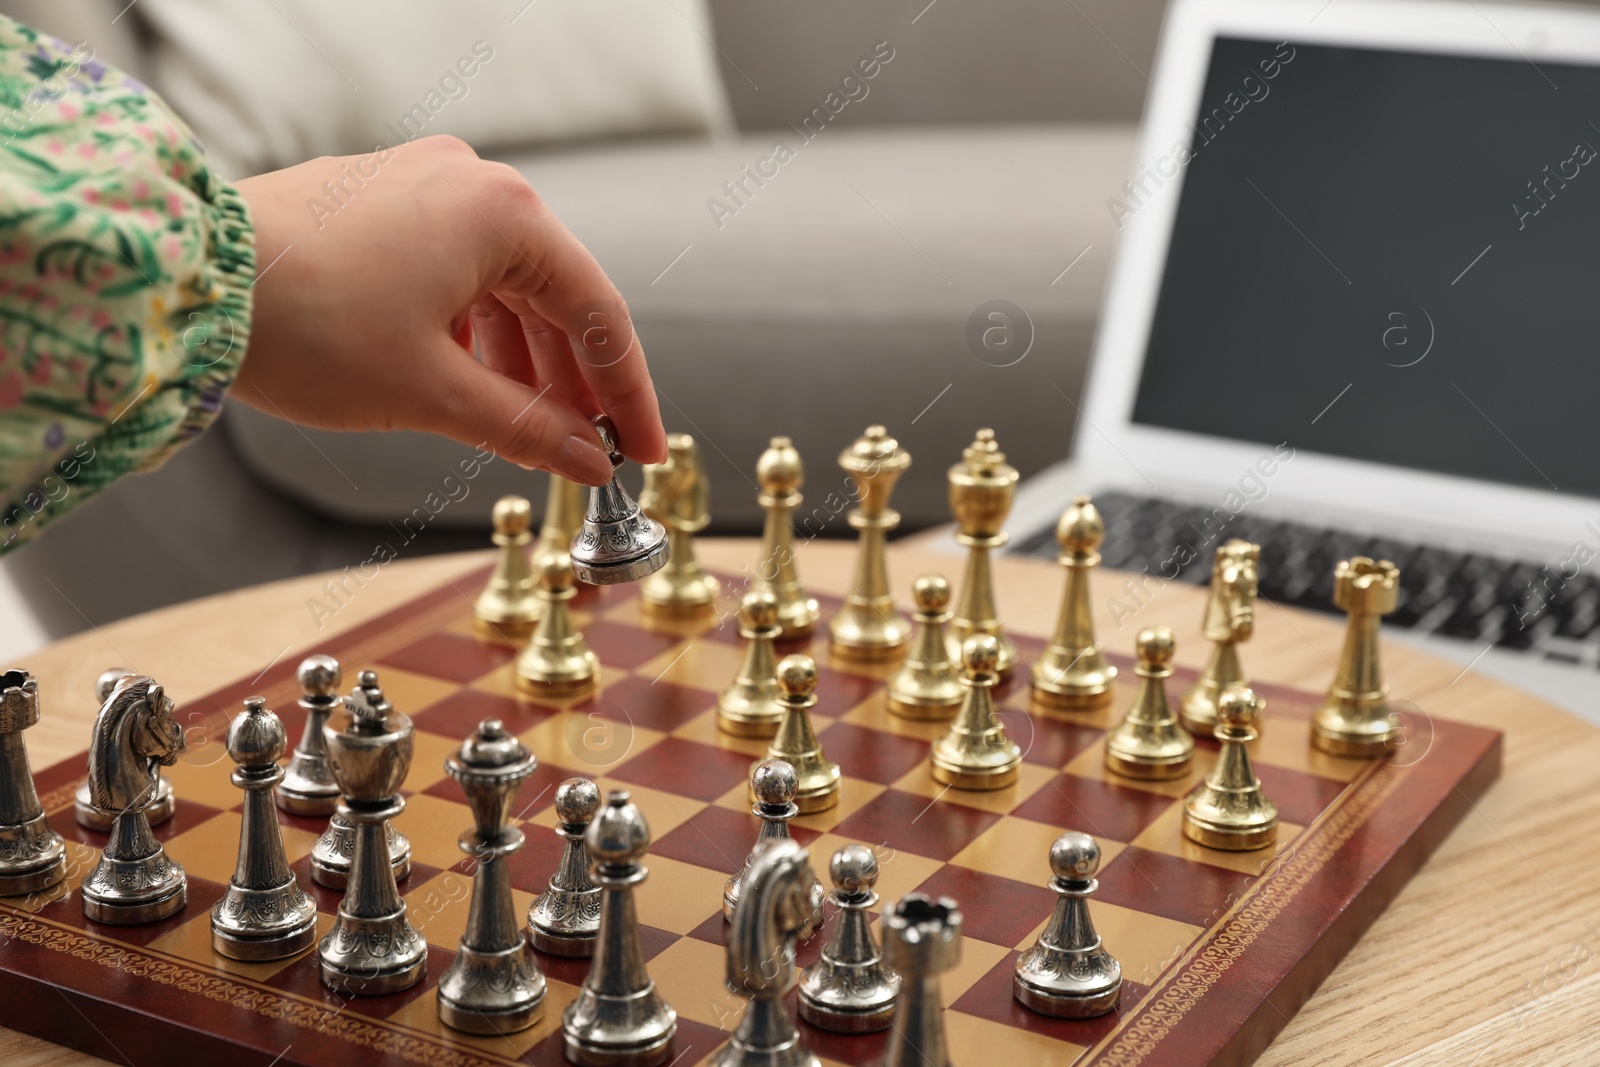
[{"xmin": 1011, "ymin": 490, "xmax": 1592, "ymax": 664}]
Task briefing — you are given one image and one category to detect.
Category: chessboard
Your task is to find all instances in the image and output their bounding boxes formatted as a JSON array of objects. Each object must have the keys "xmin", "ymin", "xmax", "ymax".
[{"xmin": 0, "ymin": 562, "xmax": 1501, "ymax": 1067}]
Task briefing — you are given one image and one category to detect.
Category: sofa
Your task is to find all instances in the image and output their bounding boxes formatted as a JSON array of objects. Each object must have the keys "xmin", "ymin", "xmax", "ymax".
[{"xmin": 0, "ymin": 0, "xmax": 1160, "ymax": 638}]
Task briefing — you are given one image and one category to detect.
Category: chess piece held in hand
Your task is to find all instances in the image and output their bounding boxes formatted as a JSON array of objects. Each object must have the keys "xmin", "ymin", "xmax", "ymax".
[
  {"xmin": 1181, "ymin": 540, "xmax": 1260, "ymax": 736},
  {"xmin": 754, "ymin": 436, "xmax": 820, "ymax": 638},
  {"xmin": 1183, "ymin": 685, "xmax": 1278, "ymax": 851},
  {"xmin": 528, "ymin": 777, "xmax": 603, "ymax": 957},
  {"xmin": 724, "ymin": 759, "xmax": 823, "ymax": 935},
  {"xmin": 1013, "ymin": 831, "xmax": 1122, "ymax": 1018},
  {"xmin": 1031, "ymin": 495, "xmax": 1117, "ymax": 710},
  {"xmin": 881, "ymin": 894, "xmax": 962, "ymax": 1067},
  {"xmin": 318, "ymin": 671, "xmax": 427, "ymax": 994},
  {"xmin": 639, "ymin": 433, "xmax": 719, "ymax": 614},
  {"xmin": 474, "ymin": 495, "xmax": 541, "ymax": 640},
  {"xmin": 570, "ymin": 414, "xmax": 670, "ymax": 586},
  {"xmin": 75, "ymin": 667, "xmax": 172, "ymax": 831},
  {"xmin": 1104, "ymin": 627, "xmax": 1194, "ymax": 781},
  {"xmin": 930, "ymin": 634, "xmax": 1022, "ymax": 791},
  {"xmin": 712, "ymin": 837, "xmax": 821, "ymax": 1067},
  {"xmin": 1312, "ymin": 557, "xmax": 1402, "ymax": 757},
  {"xmin": 798, "ymin": 844, "xmax": 899, "ymax": 1032},
  {"xmin": 887, "ymin": 574, "xmax": 963, "ymax": 721},
  {"xmin": 948, "ymin": 429, "xmax": 1020, "ymax": 676},
  {"xmin": 212, "ymin": 697, "xmax": 317, "ymax": 959},
  {"xmin": 437, "ymin": 720, "xmax": 546, "ymax": 1033},
  {"xmin": 562, "ymin": 790, "xmax": 678, "ymax": 1067},
  {"xmin": 80, "ymin": 676, "xmax": 187, "ymax": 924},
  {"xmin": 276, "ymin": 654, "xmax": 344, "ymax": 816},
  {"xmin": 829, "ymin": 425, "xmax": 911, "ymax": 659},
  {"xmin": 0, "ymin": 670, "xmax": 66, "ymax": 896}
]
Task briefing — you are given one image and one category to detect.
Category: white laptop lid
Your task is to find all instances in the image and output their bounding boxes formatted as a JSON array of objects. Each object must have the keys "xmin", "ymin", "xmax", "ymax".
[{"xmin": 1076, "ymin": 0, "xmax": 1600, "ymax": 557}]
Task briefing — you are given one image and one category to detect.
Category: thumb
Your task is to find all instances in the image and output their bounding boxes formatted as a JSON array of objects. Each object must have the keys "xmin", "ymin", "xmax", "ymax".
[{"xmin": 425, "ymin": 343, "xmax": 614, "ymax": 484}]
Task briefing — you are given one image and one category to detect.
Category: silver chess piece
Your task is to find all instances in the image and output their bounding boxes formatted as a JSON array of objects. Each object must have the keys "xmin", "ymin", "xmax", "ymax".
[
  {"xmin": 798, "ymin": 844, "xmax": 899, "ymax": 1032},
  {"xmin": 275, "ymin": 655, "xmax": 344, "ymax": 816},
  {"xmin": 310, "ymin": 671, "xmax": 411, "ymax": 889},
  {"xmin": 713, "ymin": 837, "xmax": 821, "ymax": 1067},
  {"xmin": 528, "ymin": 776, "xmax": 603, "ymax": 957},
  {"xmin": 723, "ymin": 759, "xmax": 823, "ymax": 936},
  {"xmin": 80, "ymin": 676, "xmax": 187, "ymax": 924},
  {"xmin": 1013, "ymin": 831, "xmax": 1122, "ymax": 1018},
  {"xmin": 211, "ymin": 697, "xmax": 317, "ymax": 960},
  {"xmin": 75, "ymin": 667, "xmax": 173, "ymax": 831},
  {"xmin": 881, "ymin": 894, "xmax": 962, "ymax": 1067},
  {"xmin": 570, "ymin": 414, "xmax": 670, "ymax": 586},
  {"xmin": 317, "ymin": 671, "xmax": 427, "ymax": 995},
  {"xmin": 0, "ymin": 670, "xmax": 66, "ymax": 895},
  {"xmin": 437, "ymin": 720, "xmax": 547, "ymax": 1034},
  {"xmin": 563, "ymin": 790, "xmax": 677, "ymax": 1067}
]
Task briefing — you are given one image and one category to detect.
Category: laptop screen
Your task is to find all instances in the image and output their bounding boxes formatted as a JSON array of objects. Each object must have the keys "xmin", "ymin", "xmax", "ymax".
[{"xmin": 1130, "ymin": 36, "xmax": 1600, "ymax": 499}]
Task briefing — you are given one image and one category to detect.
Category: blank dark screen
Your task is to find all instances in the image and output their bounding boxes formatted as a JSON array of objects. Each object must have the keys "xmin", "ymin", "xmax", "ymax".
[{"xmin": 1131, "ymin": 37, "xmax": 1600, "ymax": 498}]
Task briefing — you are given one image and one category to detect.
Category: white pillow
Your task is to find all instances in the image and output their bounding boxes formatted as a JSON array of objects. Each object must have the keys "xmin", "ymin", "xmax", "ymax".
[{"xmin": 137, "ymin": 0, "xmax": 735, "ymax": 177}]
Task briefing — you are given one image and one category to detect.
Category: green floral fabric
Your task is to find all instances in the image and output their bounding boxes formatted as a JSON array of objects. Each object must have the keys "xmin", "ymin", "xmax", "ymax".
[{"xmin": 0, "ymin": 17, "xmax": 254, "ymax": 552}]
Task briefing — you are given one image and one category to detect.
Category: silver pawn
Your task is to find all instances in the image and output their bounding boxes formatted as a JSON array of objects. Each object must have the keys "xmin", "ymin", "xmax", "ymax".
[
  {"xmin": 437, "ymin": 720, "xmax": 546, "ymax": 1033},
  {"xmin": 75, "ymin": 667, "xmax": 173, "ymax": 832},
  {"xmin": 310, "ymin": 670, "xmax": 411, "ymax": 889},
  {"xmin": 798, "ymin": 844, "xmax": 899, "ymax": 1032},
  {"xmin": 569, "ymin": 414, "xmax": 670, "ymax": 585},
  {"xmin": 1013, "ymin": 831, "xmax": 1122, "ymax": 1017},
  {"xmin": 318, "ymin": 672, "xmax": 426, "ymax": 995},
  {"xmin": 713, "ymin": 838, "xmax": 820, "ymax": 1067},
  {"xmin": 0, "ymin": 670, "xmax": 66, "ymax": 895},
  {"xmin": 211, "ymin": 697, "xmax": 317, "ymax": 959},
  {"xmin": 723, "ymin": 759, "xmax": 823, "ymax": 938},
  {"xmin": 275, "ymin": 655, "xmax": 343, "ymax": 816},
  {"xmin": 563, "ymin": 790, "xmax": 677, "ymax": 1067},
  {"xmin": 528, "ymin": 777, "xmax": 602, "ymax": 957},
  {"xmin": 881, "ymin": 894, "xmax": 962, "ymax": 1067}
]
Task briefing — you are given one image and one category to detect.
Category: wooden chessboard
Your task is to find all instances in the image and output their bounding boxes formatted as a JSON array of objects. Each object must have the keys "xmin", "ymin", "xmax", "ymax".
[{"xmin": 0, "ymin": 563, "xmax": 1500, "ymax": 1067}]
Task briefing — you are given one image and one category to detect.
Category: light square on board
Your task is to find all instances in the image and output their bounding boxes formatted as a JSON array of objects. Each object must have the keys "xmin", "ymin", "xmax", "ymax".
[
  {"xmin": 145, "ymin": 910, "xmax": 315, "ymax": 981},
  {"xmin": 630, "ymin": 855, "xmax": 731, "ymax": 936},
  {"xmin": 366, "ymin": 665, "xmax": 464, "ymax": 722},
  {"xmin": 517, "ymin": 708, "xmax": 668, "ymax": 780},
  {"xmin": 837, "ymin": 691, "xmax": 949, "ymax": 743},
  {"xmin": 886, "ymin": 760, "xmax": 1057, "ymax": 817},
  {"xmin": 787, "ymin": 776, "xmax": 887, "ymax": 833},
  {"xmin": 951, "ymin": 816, "xmax": 1125, "ymax": 888},
  {"xmin": 648, "ymin": 935, "xmax": 741, "ymax": 1030},
  {"xmin": 590, "ymin": 777, "xmax": 707, "ymax": 840},
  {"xmin": 944, "ymin": 1006, "xmax": 1087, "ymax": 1065},
  {"xmin": 163, "ymin": 752, "xmax": 249, "ymax": 812},
  {"xmin": 162, "ymin": 811, "xmax": 252, "ymax": 886},
  {"xmin": 1128, "ymin": 803, "xmax": 1308, "ymax": 877},
  {"xmin": 397, "ymin": 791, "xmax": 480, "ymax": 870},
  {"xmin": 1250, "ymin": 713, "xmax": 1368, "ymax": 782},
  {"xmin": 639, "ymin": 637, "xmax": 743, "ymax": 693},
  {"xmin": 671, "ymin": 708, "xmax": 771, "ymax": 758}
]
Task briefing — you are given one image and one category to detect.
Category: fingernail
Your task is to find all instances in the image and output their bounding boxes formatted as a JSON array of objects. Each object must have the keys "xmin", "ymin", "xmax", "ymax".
[{"xmin": 556, "ymin": 434, "xmax": 612, "ymax": 485}]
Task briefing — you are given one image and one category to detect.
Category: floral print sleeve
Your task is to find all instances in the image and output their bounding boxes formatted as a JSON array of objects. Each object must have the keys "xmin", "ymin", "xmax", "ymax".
[{"xmin": 0, "ymin": 17, "xmax": 254, "ymax": 552}]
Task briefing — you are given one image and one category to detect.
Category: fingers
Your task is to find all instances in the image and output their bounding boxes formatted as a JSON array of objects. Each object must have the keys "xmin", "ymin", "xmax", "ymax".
[
  {"xmin": 423, "ymin": 338, "xmax": 614, "ymax": 485},
  {"xmin": 469, "ymin": 296, "xmax": 536, "ymax": 388},
  {"xmin": 508, "ymin": 296, "xmax": 603, "ymax": 419}
]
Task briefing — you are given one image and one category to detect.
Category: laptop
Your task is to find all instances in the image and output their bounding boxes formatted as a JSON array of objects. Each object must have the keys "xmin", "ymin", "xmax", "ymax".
[{"xmin": 1007, "ymin": 0, "xmax": 1600, "ymax": 718}]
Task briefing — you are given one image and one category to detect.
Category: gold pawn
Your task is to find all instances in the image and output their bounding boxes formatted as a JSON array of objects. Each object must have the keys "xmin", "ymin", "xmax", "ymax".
[
  {"xmin": 830, "ymin": 426, "xmax": 911, "ymax": 660},
  {"xmin": 1030, "ymin": 495, "xmax": 1117, "ymax": 710},
  {"xmin": 1180, "ymin": 540, "xmax": 1260, "ymax": 737},
  {"xmin": 515, "ymin": 548, "xmax": 599, "ymax": 697},
  {"xmin": 639, "ymin": 434, "xmax": 719, "ymax": 615},
  {"xmin": 948, "ymin": 429, "xmax": 1019, "ymax": 676},
  {"xmin": 1312, "ymin": 557, "xmax": 1401, "ymax": 757},
  {"xmin": 717, "ymin": 589, "xmax": 786, "ymax": 738},
  {"xmin": 762, "ymin": 655, "xmax": 840, "ymax": 813},
  {"xmin": 1182, "ymin": 685, "xmax": 1277, "ymax": 851},
  {"xmin": 887, "ymin": 574, "xmax": 963, "ymax": 721},
  {"xmin": 475, "ymin": 495, "xmax": 540, "ymax": 640},
  {"xmin": 754, "ymin": 436, "xmax": 820, "ymax": 639},
  {"xmin": 1104, "ymin": 627, "xmax": 1194, "ymax": 781},
  {"xmin": 930, "ymin": 634, "xmax": 1022, "ymax": 791},
  {"xmin": 538, "ymin": 474, "xmax": 586, "ymax": 554}
]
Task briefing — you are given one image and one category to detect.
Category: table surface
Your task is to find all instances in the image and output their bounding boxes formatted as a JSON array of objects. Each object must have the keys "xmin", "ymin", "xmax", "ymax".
[{"xmin": 5, "ymin": 537, "xmax": 1597, "ymax": 1067}]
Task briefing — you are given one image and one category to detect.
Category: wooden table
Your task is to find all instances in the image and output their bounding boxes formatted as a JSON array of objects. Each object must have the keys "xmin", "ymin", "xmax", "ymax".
[{"xmin": 5, "ymin": 538, "xmax": 1597, "ymax": 1067}]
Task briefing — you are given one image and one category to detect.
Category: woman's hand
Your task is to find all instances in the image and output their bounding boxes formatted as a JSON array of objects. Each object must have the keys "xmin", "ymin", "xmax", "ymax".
[{"xmin": 233, "ymin": 135, "xmax": 666, "ymax": 485}]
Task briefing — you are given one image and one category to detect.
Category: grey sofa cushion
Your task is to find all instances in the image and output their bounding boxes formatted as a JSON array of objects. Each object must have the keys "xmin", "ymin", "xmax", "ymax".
[{"xmin": 227, "ymin": 124, "xmax": 1138, "ymax": 531}]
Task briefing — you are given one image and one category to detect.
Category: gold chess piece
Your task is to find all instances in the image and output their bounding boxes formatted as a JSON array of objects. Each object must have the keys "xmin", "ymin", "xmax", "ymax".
[
  {"xmin": 763, "ymin": 655, "xmax": 840, "ymax": 813},
  {"xmin": 1104, "ymin": 627, "xmax": 1194, "ymax": 781},
  {"xmin": 948, "ymin": 429, "xmax": 1019, "ymax": 676},
  {"xmin": 1182, "ymin": 685, "xmax": 1277, "ymax": 851},
  {"xmin": 755, "ymin": 436, "xmax": 820, "ymax": 638},
  {"xmin": 930, "ymin": 634, "xmax": 1022, "ymax": 791},
  {"xmin": 539, "ymin": 473, "xmax": 586, "ymax": 554},
  {"xmin": 1312, "ymin": 557, "xmax": 1402, "ymax": 757},
  {"xmin": 717, "ymin": 589, "xmax": 786, "ymax": 738},
  {"xmin": 1180, "ymin": 540, "xmax": 1260, "ymax": 736},
  {"xmin": 515, "ymin": 548, "xmax": 599, "ymax": 696},
  {"xmin": 830, "ymin": 425, "xmax": 911, "ymax": 660},
  {"xmin": 887, "ymin": 574, "xmax": 963, "ymax": 721},
  {"xmin": 1031, "ymin": 495, "xmax": 1117, "ymax": 710},
  {"xmin": 475, "ymin": 495, "xmax": 540, "ymax": 640},
  {"xmin": 639, "ymin": 433, "xmax": 719, "ymax": 615}
]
